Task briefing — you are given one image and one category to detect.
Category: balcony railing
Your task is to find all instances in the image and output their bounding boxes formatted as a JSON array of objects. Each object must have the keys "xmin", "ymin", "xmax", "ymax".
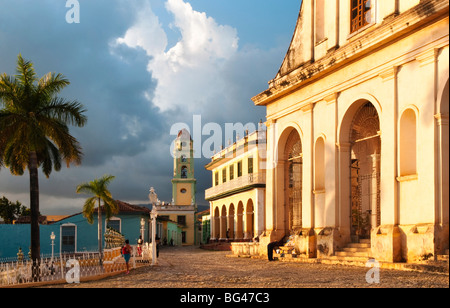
[{"xmin": 205, "ymin": 172, "xmax": 265, "ymax": 200}]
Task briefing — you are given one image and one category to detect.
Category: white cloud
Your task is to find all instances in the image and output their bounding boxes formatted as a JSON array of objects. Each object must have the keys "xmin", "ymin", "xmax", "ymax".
[
  {"xmin": 114, "ymin": 0, "xmax": 239, "ymax": 113},
  {"xmin": 114, "ymin": 1, "xmax": 168, "ymax": 58}
]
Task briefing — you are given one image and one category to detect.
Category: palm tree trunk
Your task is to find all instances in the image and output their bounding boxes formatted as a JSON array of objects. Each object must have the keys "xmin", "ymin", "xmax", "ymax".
[
  {"xmin": 29, "ymin": 151, "xmax": 40, "ymax": 281},
  {"xmin": 98, "ymin": 197, "xmax": 103, "ymax": 265}
]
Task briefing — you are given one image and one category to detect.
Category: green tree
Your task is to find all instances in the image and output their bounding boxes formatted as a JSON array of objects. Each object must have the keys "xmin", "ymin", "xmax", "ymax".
[
  {"xmin": 76, "ymin": 175, "xmax": 118, "ymax": 264},
  {"xmin": 0, "ymin": 54, "xmax": 87, "ymax": 279},
  {"xmin": 0, "ymin": 196, "xmax": 31, "ymax": 224}
]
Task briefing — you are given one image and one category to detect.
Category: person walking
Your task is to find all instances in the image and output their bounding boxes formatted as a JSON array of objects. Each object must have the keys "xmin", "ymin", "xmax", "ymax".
[
  {"xmin": 137, "ymin": 235, "xmax": 143, "ymax": 257},
  {"xmin": 122, "ymin": 239, "xmax": 132, "ymax": 274}
]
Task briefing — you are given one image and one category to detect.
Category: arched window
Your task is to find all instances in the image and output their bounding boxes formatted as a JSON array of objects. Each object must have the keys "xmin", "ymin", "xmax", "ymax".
[
  {"xmin": 399, "ymin": 108, "xmax": 417, "ymax": 176},
  {"xmin": 181, "ymin": 166, "xmax": 188, "ymax": 178},
  {"xmin": 314, "ymin": 137, "xmax": 325, "ymax": 191}
]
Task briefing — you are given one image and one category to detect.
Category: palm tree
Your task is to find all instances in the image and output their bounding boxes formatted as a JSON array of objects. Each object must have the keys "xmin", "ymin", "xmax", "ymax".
[
  {"xmin": 0, "ymin": 54, "xmax": 87, "ymax": 279},
  {"xmin": 76, "ymin": 175, "xmax": 118, "ymax": 264}
]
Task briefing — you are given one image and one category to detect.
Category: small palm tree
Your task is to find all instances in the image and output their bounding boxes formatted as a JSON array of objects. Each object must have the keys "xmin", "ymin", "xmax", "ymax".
[
  {"xmin": 0, "ymin": 54, "xmax": 87, "ymax": 280},
  {"xmin": 76, "ymin": 175, "xmax": 118, "ymax": 263}
]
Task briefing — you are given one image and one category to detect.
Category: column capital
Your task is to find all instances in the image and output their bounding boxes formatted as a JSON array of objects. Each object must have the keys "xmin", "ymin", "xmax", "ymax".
[
  {"xmin": 416, "ymin": 49, "xmax": 437, "ymax": 67},
  {"xmin": 378, "ymin": 66, "xmax": 398, "ymax": 82},
  {"xmin": 435, "ymin": 113, "xmax": 449, "ymax": 126}
]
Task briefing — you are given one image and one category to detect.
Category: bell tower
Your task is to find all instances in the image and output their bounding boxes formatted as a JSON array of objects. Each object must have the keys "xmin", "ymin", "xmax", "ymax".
[{"xmin": 172, "ymin": 129, "xmax": 196, "ymax": 206}]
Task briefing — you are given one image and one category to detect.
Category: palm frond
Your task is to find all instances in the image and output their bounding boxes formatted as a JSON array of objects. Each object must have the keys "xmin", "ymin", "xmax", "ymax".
[
  {"xmin": 77, "ymin": 175, "xmax": 117, "ymax": 224},
  {"xmin": 39, "ymin": 97, "xmax": 87, "ymax": 127},
  {"xmin": 37, "ymin": 72, "xmax": 70, "ymax": 101},
  {"xmin": 82, "ymin": 196, "xmax": 97, "ymax": 224},
  {"xmin": 15, "ymin": 55, "xmax": 37, "ymax": 88}
]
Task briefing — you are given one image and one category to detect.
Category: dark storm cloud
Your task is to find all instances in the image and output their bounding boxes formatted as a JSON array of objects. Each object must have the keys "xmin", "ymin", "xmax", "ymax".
[
  {"xmin": 0, "ymin": 0, "xmax": 297, "ymax": 214},
  {"xmin": 0, "ymin": 0, "xmax": 170, "ymax": 211},
  {"xmin": 0, "ymin": 0, "xmax": 162, "ymax": 166}
]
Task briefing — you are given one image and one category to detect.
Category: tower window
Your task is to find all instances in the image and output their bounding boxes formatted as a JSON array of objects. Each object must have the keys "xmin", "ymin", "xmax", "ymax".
[
  {"xmin": 180, "ymin": 188, "xmax": 187, "ymax": 194},
  {"xmin": 351, "ymin": 0, "xmax": 372, "ymax": 33},
  {"xmin": 181, "ymin": 166, "xmax": 188, "ymax": 178},
  {"xmin": 181, "ymin": 155, "xmax": 187, "ymax": 162}
]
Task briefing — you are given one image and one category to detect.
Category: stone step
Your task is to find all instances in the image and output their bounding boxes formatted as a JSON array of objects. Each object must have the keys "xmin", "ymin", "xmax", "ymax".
[
  {"xmin": 346, "ymin": 243, "xmax": 371, "ymax": 249},
  {"xmin": 342, "ymin": 247, "xmax": 371, "ymax": 253},
  {"xmin": 325, "ymin": 255, "xmax": 372, "ymax": 263},
  {"xmin": 358, "ymin": 239, "xmax": 371, "ymax": 244},
  {"xmin": 335, "ymin": 250, "xmax": 371, "ymax": 258}
]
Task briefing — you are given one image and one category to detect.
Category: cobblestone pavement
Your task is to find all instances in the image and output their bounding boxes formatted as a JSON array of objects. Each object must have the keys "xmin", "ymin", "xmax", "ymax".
[{"xmin": 44, "ymin": 246, "xmax": 448, "ymax": 289}]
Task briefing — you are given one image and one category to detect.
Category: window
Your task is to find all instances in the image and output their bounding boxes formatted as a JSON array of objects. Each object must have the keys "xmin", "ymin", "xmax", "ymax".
[
  {"xmin": 180, "ymin": 188, "xmax": 187, "ymax": 194},
  {"xmin": 177, "ymin": 215, "xmax": 186, "ymax": 226},
  {"xmin": 61, "ymin": 225, "xmax": 76, "ymax": 253},
  {"xmin": 314, "ymin": 137, "xmax": 325, "ymax": 191},
  {"xmin": 214, "ymin": 171, "xmax": 219, "ymax": 186},
  {"xmin": 399, "ymin": 109, "xmax": 417, "ymax": 176},
  {"xmin": 248, "ymin": 157, "xmax": 254, "ymax": 174},
  {"xmin": 351, "ymin": 0, "xmax": 372, "ymax": 33},
  {"xmin": 181, "ymin": 166, "xmax": 188, "ymax": 178},
  {"xmin": 222, "ymin": 167, "xmax": 227, "ymax": 183},
  {"xmin": 229, "ymin": 165, "xmax": 234, "ymax": 180},
  {"xmin": 107, "ymin": 218, "xmax": 121, "ymax": 232},
  {"xmin": 181, "ymin": 155, "xmax": 187, "ymax": 162},
  {"xmin": 237, "ymin": 161, "xmax": 242, "ymax": 177}
]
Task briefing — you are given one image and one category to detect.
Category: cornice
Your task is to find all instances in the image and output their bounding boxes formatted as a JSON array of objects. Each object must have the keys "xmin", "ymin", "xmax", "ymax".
[{"xmin": 252, "ymin": 0, "xmax": 449, "ymax": 107}]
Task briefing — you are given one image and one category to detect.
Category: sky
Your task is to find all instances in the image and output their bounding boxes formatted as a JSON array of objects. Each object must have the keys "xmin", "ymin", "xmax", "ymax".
[{"xmin": 0, "ymin": 0, "xmax": 301, "ymax": 214}]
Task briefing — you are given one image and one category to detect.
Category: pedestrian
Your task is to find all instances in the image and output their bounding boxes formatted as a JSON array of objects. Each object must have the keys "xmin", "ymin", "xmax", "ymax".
[
  {"xmin": 122, "ymin": 239, "xmax": 132, "ymax": 274},
  {"xmin": 267, "ymin": 236, "xmax": 288, "ymax": 261},
  {"xmin": 156, "ymin": 236, "xmax": 160, "ymax": 258},
  {"xmin": 137, "ymin": 235, "xmax": 143, "ymax": 256}
]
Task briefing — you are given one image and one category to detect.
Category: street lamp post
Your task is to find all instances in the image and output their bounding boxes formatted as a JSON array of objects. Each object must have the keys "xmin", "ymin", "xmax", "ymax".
[
  {"xmin": 148, "ymin": 187, "xmax": 158, "ymax": 266},
  {"xmin": 50, "ymin": 232, "xmax": 55, "ymax": 262},
  {"xmin": 140, "ymin": 218, "xmax": 145, "ymax": 240}
]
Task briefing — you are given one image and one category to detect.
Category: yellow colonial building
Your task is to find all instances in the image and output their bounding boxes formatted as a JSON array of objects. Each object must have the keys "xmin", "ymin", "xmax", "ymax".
[
  {"xmin": 208, "ymin": 0, "xmax": 449, "ymax": 263},
  {"xmin": 205, "ymin": 129, "xmax": 266, "ymax": 242}
]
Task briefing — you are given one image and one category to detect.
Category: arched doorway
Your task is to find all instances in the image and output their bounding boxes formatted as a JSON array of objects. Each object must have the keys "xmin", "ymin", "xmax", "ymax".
[
  {"xmin": 220, "ymin": 205, "xmax": 227, "ymax": 240},
  {"xmin": 236, "ymin": 202, "xmax": 244, "ymax": 240},
  {"xmin": 228, "ymin": 204, "xmax": 235, "ymax": 240},
  {"xmin": 438, "ymin": 79, "xmax": 449, "ymax": 250},
  {"xmin": 245, "ymin": 199, "xmax": 255, "ymax": 239},
  {"xmin": 285, "ymin": 130, "xmax": 303, "ymax": 233},
  {"xmin": 349, "ymin": 102, "xmax": 381, "ymax": 242},
  {"xmin": 213, "ymin": 207, "xmax": 220, "ymax": 239}
]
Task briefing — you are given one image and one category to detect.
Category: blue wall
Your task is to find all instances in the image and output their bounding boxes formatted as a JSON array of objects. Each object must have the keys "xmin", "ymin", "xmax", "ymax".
[{"xmin": 0, "ymin": 213, "xmax": 149, "ymax": 259}]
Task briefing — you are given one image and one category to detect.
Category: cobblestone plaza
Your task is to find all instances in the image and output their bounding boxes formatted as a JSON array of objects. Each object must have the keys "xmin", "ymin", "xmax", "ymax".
[{"xmin": 41, "ymin": 246, "xmax": 449, "ymax": 289}]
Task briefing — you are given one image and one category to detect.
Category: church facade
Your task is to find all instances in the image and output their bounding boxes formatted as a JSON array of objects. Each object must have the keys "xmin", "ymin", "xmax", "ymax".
[{"xmin": 213, "ymin": 0, "xmax": 448, "ymax": 263}]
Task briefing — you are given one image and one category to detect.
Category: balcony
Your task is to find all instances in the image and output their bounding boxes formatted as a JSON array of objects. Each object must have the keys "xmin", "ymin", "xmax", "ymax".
[{"xmin": 205, "ymin": 172, "xmax": 265, "ymax": 201}]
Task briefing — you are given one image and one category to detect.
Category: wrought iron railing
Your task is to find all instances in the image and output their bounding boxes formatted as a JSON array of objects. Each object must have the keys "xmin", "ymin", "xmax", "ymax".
[
  {"xmin": 205, "ymin": 172, "xmax": 265, "ymax": 200},
  {"xmin": 0, "ymin": 244, "xmax": 153, "ymax": 286}
]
